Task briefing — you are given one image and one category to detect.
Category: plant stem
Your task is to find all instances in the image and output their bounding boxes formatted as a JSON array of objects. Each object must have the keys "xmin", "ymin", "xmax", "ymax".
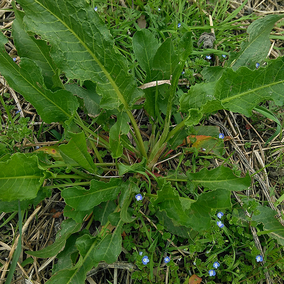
[
  {"xmin": 166, "ymin": 119, "xmax": 186, "ymax": 143},
  {"xmin": 44, "ymin": 182, "xmax": 90, "ymax": 189},
  {"xmin": 126, "ymin": 109, "xmax": 147, "ymax": 158},
  {"xmin": 89, "ymin": 138, "xmax": 103, "ymax": 163},
  {"xmin": 53, "ymin": 174, "xmax": 89, "ymax": 179},
  {"xmin": 74, "ymin": 113, "xmax": 109, "ymax": 148},
  {"xmin": 74, "ymin": 113, "xmax": 104, "ymax": 162}
]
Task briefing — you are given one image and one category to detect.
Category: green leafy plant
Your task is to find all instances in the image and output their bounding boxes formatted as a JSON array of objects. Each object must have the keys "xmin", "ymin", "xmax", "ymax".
[{"xmin": 0, "ymin": 0, "xmax": 284, "ymax": 282}]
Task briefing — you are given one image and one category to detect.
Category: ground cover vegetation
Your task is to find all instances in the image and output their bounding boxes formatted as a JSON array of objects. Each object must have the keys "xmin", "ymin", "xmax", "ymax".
[{"xmin": 0, "ymin": 0, "xmax": 284, "ymax": 283}]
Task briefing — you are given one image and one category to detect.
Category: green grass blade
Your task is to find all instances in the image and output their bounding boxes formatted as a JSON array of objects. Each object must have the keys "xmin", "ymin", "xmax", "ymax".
[
  {"xmin": 5, "ymin": 202, "xmax": 22, "ymax": 284},
  {"xmin": 254, "ymin": 106, "xmax": 282, "ymax": 145}
]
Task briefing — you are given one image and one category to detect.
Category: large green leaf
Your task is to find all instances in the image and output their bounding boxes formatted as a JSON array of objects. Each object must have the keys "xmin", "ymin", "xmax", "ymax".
[
  {"xmin": 152, "ymin": 182, "xmax": 193, "ymax": 227},
  {"xmin": 178, "ymin": 32, "xmax": 193, "ymax": 62},
  {"xmin": 120, "ymin": 182, "xmax": 139, "ymax": 223},
  {"xmin": 152, "ymin": 182, "xmax": 231, "ymax": 231},
  {"xmin": 152, "ymin": 38, "xmax": 179, "ymax": 80},
  {"xmin": 62, "ymin": 179, "xmax": 123, "ymax": 211},
  {"xmin": 252, "ymin": 205, "xmax": 284, "ymax": 246},
  {"xmin": 187, "ymin": 189, "xmax": 231, "ymax": 231},
  {"xmin": 17, "ymin": 0, "xmax": 143, "ymax": 110},
  {"xmin": 65, "ymin": 81, "xmax": 101, "ymax": 117},
  {"xmin": 46, "ymin": 232, "xmax": 95, "ymax": 284},
  {"xmin": 109, "ymin": 113, "xmax": 130, "ymax": 158},
  {"xmin": 47, "ymin": 221, "xmax": 123, "ymax": 283},
  {"xmin": 92, "ymin": 220, "xmax": 123, "ymax": 263},
  {"xmin": 137, "ymin": 37, "xmax": 178, "ymax": 118},
  {"xmin": 27, "ymin": 219, "xmax": 81, "ymax": 258},
  {"xmin": 179, "ymin": 81, "xmax": 220, "ymax": 113},
  {"xmin": 0, "ymin": 154, "xmax": 45, "ymax": 202},
  {"xmin": 64, "ymin": 205, "xmax": 93, "ymax": 223},
  {"xmin": 187, "ymin": 166, "xmax": 251, "ymax": 191},
  {"xmin": 0, "ymin": 43, "xmax": 78, "ymax": 124},
  {"xmin": 59, "ymin": 132, "xmax": 96, "ymax": 173},
  {"xmin": 93, "ymin": 201, "xmax": 117, "ymax": 226},
  {"xmin": 156, "ymin": 210, "xmax": 198, "ymax": 239},
  {"xmin": 52, "ymin": 234, "xmax": 80, "ymax": 274},
  {"xmin": 46, "ymin": 269, "xmax": 86, "ymax": 284},
  {"xmin": 133, "ymin": 29, "xmax": 160, "ymax": 80},
  {"xmin": 236, "ymin": 198, "xmax": 284, "ymax": 246},
  {"xmin": 216, "ymin": 58, "xmax": 284, "ymax": 116},
  {"xmin": 0, "ymin": 33, "xmax": 78, "ymax": 123},
  {"xmin": 229, "ymin": 15, "xmax": 283, "ymax": 70},
  {"xmin": 12, "ymin": 7, "xmax": 62, "ymax": 89},
  {"xmin": 180, "ymin": 57, "xmax": 284, "ymax": 117}
]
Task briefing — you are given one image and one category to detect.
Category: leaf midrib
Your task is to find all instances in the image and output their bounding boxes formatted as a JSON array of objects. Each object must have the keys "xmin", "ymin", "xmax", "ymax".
[
  {"xmin": 34, "ymin": 0, "xmax": 129, "ymax": 110},
  {"xmin": 0, "ymin": 53, "xmax": 71, "ymax": 119},
  {"xmin": 221, "ymin": 78, "xmax": 284, "ymax": 103}
]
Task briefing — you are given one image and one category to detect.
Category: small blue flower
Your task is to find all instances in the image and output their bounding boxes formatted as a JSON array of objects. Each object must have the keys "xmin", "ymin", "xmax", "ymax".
[
  {"xmin": 15, "ymin": 110, "xmax": 20, "ymax": 114},
  {"xmin": 135, "ymin": 194, "xmax": 143, "ymax": 201},
  {"xmin": 158, "ymin": 8, "xmax": 161, "ymax": 11},
  {"xmin": 181, "ymin": 71, "xmax": 185, "ymax": 75},
  {"xmin": 209, "ymin": 269, "xmax": 216, "ymax": 276},
  {"xmin": 213, "ymin": 261, "xmax": 220, "ymax": 269},
  {"xmin": 256, "ymin": 62, "xmax": 260, "ymax": 69},
  {"xmin": 164, "ymin": 256, "xmax": 170, "ymax": 263},
  {"xmin": 256, "ymin": 255, "xmax": 263, "ymax": 262},
  {"xmin": 219, "ymin": 133, "xmax": 224, "ymax": 139},
  {"xmin": 205, "ymin": 55, "xmax": 212, "ymax": 60},
  {"xmin": 217, "ymin": 221, "xmax": 224, "ymax": 228},
  {"xmin": 13, "ymin": 57, "xmax": 17, "ymax": 62},
  {"xmin": 178, "ymin": 23, "xmax": 181, "ymax": 28},
  {"xmin": 142, "ymin": 256, "xmax": 149, "ymax": 265},
  {"xmin": 217, "ymin": 212, "xmax": 224, "ymax": 219},
  {"xmin": 139, "ymin": 251, "xmax": 143, "ymax": 256},
  {"xmin": 94, "ymin": 6, "xmax": 98, "ymax": 12},
  {"xmin": 222, "ymin": 54, "xmax": 227, "ymax": 58}
]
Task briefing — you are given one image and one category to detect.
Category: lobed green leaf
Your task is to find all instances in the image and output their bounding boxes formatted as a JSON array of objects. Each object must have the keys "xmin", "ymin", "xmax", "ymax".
[
  {"xmin": 62, "ymin": 179, "xmax": 123, "ymax": 211},
  {"xmin": 12, "ymin": 7, "xmax": 62, "ymax": 89},
  {"xmin": 27, "ymin": 219, "xmax": 81, "ymax": 258},
  {"xmin": 48, "ymin": 221, "xmax": 122, "ymax": 283},
  {"xmin": 152, "ymin": 182, "xmax": 232, "ymax": 231},
  {"xmin": 181, "ymin": 57, "xmax": 284, "ymax": 117},
  {"xmin": 187, "ymin": 166, "xmax": 251, "ymax": 191},
  {"xmin": 229, "ymin": 15, "xmax": 284, "ymax": 70},
  {"xmin": 17, "ymin": 0, "xmax": 143, "ymax": 110},
  {"xmin": 0, "ymin": 33, "xmax": 78, "ymax": 123}
]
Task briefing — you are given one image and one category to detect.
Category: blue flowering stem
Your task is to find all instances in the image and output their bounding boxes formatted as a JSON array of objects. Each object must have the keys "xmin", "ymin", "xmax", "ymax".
[
  {"xmin": 215, "ymin": 223, "xmax": 237, "ymax": 270},
  {"xmin": 222, "ymin": 226, "xmax": 234, "ymax": 243}
]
